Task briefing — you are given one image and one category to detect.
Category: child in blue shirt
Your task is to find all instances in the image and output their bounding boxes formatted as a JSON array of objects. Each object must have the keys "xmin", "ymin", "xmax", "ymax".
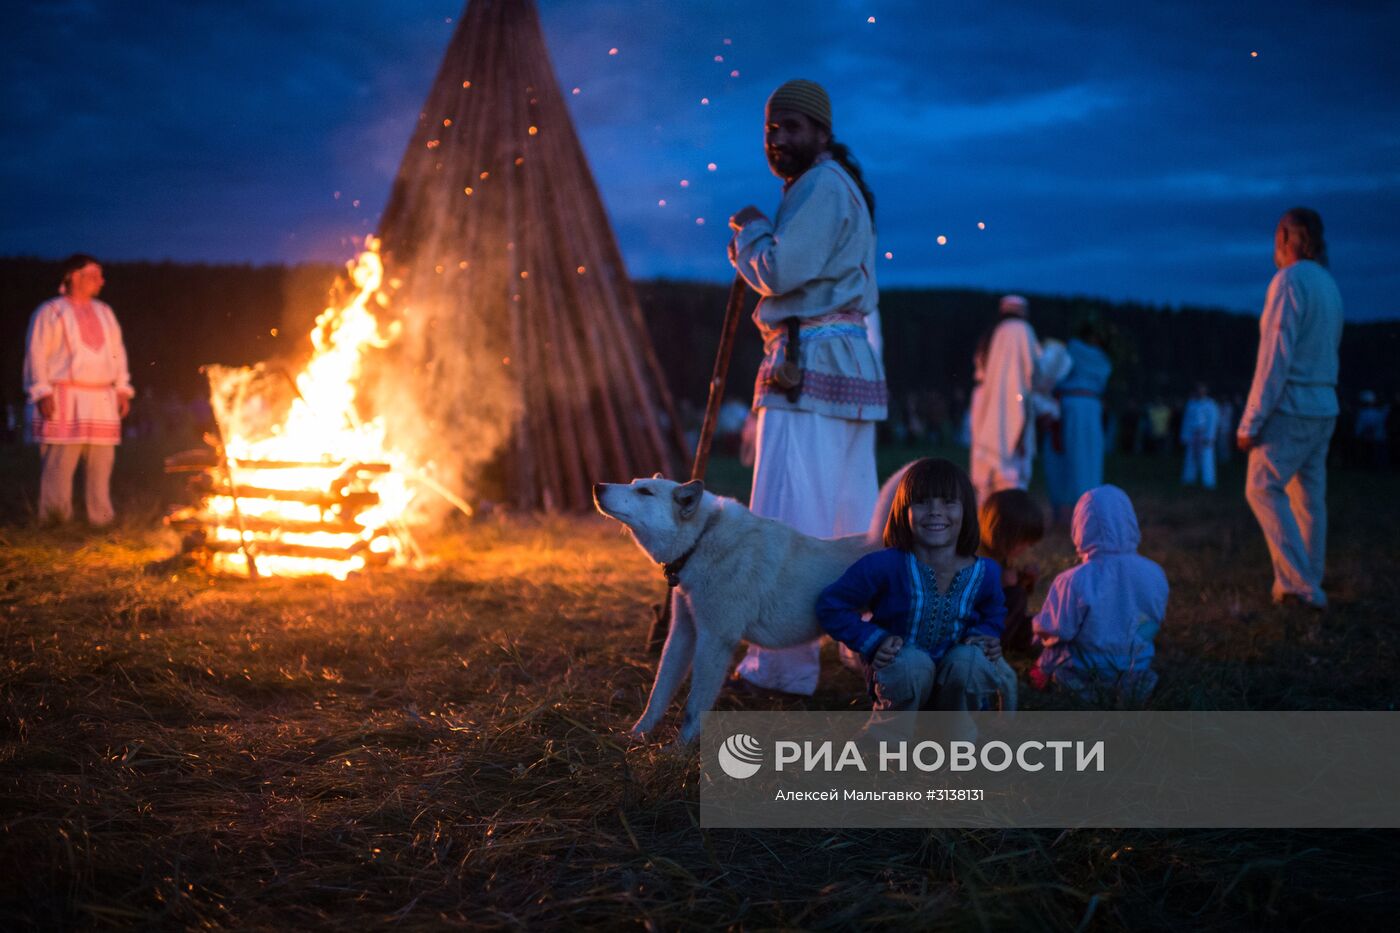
[{"xmin": 817, "ymin": 458, "xmax": 1013, "ymax": 712}]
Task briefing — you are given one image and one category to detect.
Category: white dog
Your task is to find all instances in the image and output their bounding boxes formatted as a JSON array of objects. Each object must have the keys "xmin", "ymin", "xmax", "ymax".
[{"xmin": 593, "ymin": 472, "xmax": 902, "ymax": 743}]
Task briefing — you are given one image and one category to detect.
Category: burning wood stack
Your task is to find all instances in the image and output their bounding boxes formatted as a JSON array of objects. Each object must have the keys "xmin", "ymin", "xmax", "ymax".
[
  {"xmin": 374, "ymin": 0, "xmax": 688, "ymax": 511},
  {"xmin": 162, "ymin": 247, "xmax": 421, "ymax": 580},
  {"xmin": 164, "ymin": 450, "xmax": 401, "ymax": 580}
]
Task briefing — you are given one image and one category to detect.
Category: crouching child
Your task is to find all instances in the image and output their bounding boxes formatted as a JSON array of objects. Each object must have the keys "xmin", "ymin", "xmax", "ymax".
[
  {"xmin": 978, "ymin": 488, "xmax": 1046, "ymax": 656},
  {"xmin": 817, "ymin": 458, "xmax": 1016, "ymax": 713},
  {"xmin": 1030, "ymin": 484, "xmax": 1169, "ymax": 704}
]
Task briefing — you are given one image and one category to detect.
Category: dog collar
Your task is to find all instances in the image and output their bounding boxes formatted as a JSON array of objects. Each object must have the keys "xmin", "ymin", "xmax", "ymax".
[{"xmin": 662, "ymin": 511, "xmax": 719, "ymax": 588}]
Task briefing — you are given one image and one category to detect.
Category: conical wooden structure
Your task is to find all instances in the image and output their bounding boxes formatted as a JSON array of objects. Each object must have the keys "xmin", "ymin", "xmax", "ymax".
[{"xmin": 375, "ymin": 0, "xmax": 685, "ymax": 511}]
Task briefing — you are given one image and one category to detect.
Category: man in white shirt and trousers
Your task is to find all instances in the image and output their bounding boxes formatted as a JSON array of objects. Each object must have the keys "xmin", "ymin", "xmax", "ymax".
[
  {"xmin": 1238, "ymin": 208, "xmax": 1343, "ymax": 610},
  {"xmin": 970, "ymin": 295, "xmax": 1042, "ymax": 504},
  {"xmin": 24, "ymin": 254, "xmax": 135, "ymax": 526},
  {"xmin": 726, "ymin": 79, "xmax": 888, "ymax": 695}
]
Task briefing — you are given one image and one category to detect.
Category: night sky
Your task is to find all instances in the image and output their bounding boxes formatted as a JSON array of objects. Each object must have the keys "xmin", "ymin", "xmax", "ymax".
[{"xmin": 4, "ymin": 0, "xmax": 1399, "ymax": 320}]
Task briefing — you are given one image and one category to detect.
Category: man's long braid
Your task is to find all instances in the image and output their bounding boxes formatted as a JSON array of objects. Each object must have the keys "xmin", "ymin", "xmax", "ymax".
[{"xmin": 829, "ymin": 137, "xmax": 876, "ymax": 225}]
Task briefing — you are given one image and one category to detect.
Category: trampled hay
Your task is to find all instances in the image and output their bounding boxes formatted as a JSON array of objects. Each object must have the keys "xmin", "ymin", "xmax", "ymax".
[{"xmin": 2, "ymin": 445, "xmax": 1399, "ymax": 927}]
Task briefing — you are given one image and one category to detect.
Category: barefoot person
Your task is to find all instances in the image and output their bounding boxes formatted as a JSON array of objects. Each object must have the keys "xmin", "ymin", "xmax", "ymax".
[
  {"xmin": 23, "ymin": 254, "xmax": 134, "ymax": 526},
  {"xmin": 1237, "ymin": 208, "xmax": 1343, "ymax": 609},
  {"xmin": 727, "ymin": 79, "xmax": 888, "ymax": 695}
]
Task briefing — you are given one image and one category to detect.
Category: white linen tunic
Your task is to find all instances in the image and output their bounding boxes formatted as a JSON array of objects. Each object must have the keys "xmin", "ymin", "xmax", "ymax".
[
  {"xmin": 1237, "ymin": 260, "xmax": 1343, "ymax": 438},
  {"xmin": 24, "ymin": 297, "xmax": 133, "ymax": 445},
  {"xmin": 969, "ymin": 316, "xmax": 1040, "ymax": 500},
  {"xmin": 729, "ymin": 154, "xmax": 887, "ymax": 422}
]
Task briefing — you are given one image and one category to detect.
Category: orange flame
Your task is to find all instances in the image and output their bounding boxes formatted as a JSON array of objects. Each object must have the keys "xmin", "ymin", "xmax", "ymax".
[{"xmin": 204, "ymin": 238, "xmax": 420, "ymax": 579}]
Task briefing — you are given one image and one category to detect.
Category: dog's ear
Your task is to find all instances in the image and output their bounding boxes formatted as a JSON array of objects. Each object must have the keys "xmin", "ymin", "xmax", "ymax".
[
  {"xmin": 673, "ymin": 479, "xmax": 704, "ymax": 520},
  {"xmin": 652, "ymin": 472, "xmax": 664, "ymax": 480}
]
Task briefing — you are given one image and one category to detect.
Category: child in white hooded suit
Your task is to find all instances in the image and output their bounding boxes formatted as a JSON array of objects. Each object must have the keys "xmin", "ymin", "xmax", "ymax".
[{"xmin": 1030, "ymin": 485, "xmax": 1168, "ymax": 703}]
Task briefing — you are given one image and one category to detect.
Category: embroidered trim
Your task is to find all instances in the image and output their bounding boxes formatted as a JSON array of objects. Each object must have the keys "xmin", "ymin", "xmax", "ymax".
[
  {"xmin": 755, "ymin": 364, "xmax": 888, "ymax": 408},
  {"xmin": 906, "ymin": 555, "xmax": 985, "ymax": 656}
]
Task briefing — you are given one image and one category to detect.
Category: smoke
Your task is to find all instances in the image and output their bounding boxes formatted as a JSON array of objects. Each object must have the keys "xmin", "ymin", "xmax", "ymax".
[{"xmin": 366, "ymin": 242, "xmax": 524, "ymax": 520}]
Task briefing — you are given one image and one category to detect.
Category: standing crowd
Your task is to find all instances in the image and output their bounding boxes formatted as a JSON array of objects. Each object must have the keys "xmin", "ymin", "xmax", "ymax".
[{"xmin": 722, "ymin": 80, "xmax": 1344, "ymax": 713}]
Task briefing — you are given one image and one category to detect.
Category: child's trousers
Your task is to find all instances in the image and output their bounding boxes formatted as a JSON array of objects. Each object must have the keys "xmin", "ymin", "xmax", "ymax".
[{"xmin": 871, "ymin": 645, "xmax": 1017, "ymax": 713}]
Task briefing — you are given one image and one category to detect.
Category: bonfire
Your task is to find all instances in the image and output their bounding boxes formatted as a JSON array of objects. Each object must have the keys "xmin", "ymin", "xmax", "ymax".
[{"xmin": 166, "ymin": 239, "xmax": 442, "ymax": 580}]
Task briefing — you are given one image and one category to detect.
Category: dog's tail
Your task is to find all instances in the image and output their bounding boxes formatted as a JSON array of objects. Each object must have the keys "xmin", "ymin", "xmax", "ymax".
[{"xmin": 867, "ymin": 461, "xmax": 915, "ymax": 545}]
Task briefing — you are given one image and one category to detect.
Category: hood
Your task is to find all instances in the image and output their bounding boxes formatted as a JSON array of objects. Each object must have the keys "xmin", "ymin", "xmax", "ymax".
[{"xmin": 1072, "ymin": 485, "xmax": 1140, "ymax": 558}]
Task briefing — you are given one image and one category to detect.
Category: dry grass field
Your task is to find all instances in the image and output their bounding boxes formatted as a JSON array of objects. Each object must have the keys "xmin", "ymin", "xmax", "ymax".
[{"xmin": 2, "ymin": 441, "xmax": 1399, "ymax": 929}]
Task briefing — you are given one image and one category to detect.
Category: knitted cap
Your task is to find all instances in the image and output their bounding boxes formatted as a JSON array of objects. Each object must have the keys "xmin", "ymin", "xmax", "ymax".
[{"xmin": 766, "ymin": 79, "xmax": 832, "ymax": 130}]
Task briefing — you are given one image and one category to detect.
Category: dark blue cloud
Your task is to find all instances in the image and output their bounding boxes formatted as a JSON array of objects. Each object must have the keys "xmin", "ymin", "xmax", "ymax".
[{"xmin": 2, "ymin": 0, "xmax": 1397, "ymax": 319}]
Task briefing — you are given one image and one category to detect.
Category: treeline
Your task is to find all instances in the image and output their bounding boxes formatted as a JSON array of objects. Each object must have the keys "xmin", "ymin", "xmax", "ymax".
[
  {"xmin": 635, "ymin": 280, "xmax": 1400, "ymax": 410},
  {"xmin": 4, "ymin": 257, "xmax": 1399, "ymax": 410}
]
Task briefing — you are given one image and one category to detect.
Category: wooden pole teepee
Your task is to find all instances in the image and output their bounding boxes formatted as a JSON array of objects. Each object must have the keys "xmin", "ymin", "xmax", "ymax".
[{"xmin": 376, "ymin": 0, "xmax": 686, "ymax": 511}]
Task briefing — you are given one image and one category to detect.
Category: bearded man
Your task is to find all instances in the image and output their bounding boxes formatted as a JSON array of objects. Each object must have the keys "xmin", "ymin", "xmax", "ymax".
[{"xmin": 726, "ymin": 79, "xmax": 888, "ymax": 695}]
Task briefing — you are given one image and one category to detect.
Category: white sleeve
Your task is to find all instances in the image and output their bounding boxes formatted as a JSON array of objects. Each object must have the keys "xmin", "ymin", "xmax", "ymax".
[
  {"xmin": 23, "ymin": 304, "xmax": 59, "ymax": 402},
  {"xmin": 107, "ymin": 308, "xmax": 134, "ymax": 398},
  {"xmin": 1239, "ymin": 271, "xmax": 1298, "ymax": 437},
  {"xmin": 730, "ymin": 169, "xmax": 847, "ymax": 303}
]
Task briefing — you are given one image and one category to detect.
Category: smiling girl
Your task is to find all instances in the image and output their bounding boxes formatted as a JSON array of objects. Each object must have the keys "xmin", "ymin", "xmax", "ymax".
[{"xmin": 817, "ymin": 458, "xmax": 1013, "ymax": 712}]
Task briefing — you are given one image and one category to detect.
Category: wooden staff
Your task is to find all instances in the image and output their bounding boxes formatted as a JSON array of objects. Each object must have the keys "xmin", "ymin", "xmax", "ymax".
[
  {"xmin": 691, "ymin": 274, "xmax": 749, "ymax": 481},
  {"xmin": 645, "ymin": 273, "xmax": 749, "ymax": 653}
]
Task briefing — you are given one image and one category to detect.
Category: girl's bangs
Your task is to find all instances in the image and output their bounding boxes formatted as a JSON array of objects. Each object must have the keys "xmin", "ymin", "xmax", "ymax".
[{"xmin": 900, "ymin": 458, "xmax": 969, "ymax": 506}]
